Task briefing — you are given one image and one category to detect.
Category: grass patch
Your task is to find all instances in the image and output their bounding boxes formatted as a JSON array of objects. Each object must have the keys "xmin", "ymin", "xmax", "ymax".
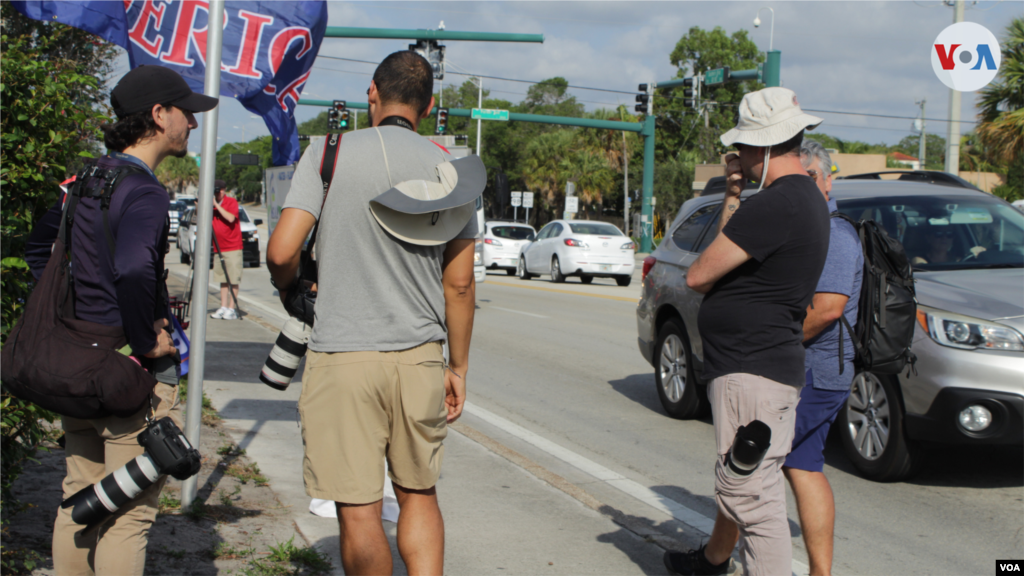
[
  {"xmin": 226, "ymin": 462, "xmax": 268, "ymax": 486},
  {"xmin": 158, "ymin": 492, "xmax": 181, "ymax": 514},
  {"xmin": 183, "ymin": 499, "xmax": 208, "ymax": 521},
  {"xmin": 178, "ymin": 380, "xmax": 220, "ymax": 425},
  {"xmin": 0, "ymin": 545, "xmax": 46, "ymax": 575},
  {"xmin": 210, "ymin": 541, "xmax": 241, "ymax": 560},
  {"xmin": 218, "ymin": 443, "xmax": 246, "ymax": 457},
  {"xmin": 239, "ymin": 537, "xmax": 332, "ymax": 576},
  {"xmin": 219, "ymin": 485, "xmax": 242, "ymax": 507},
  {"xmin": 161, "ymin": 546, "xmax": 186, "ymax": 560}
]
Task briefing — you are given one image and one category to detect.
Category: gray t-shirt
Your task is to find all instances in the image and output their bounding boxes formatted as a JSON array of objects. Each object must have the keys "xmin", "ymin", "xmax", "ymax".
[{"xmin": 284, "ymin": 126, "xmax": 478, "ymax": 353}]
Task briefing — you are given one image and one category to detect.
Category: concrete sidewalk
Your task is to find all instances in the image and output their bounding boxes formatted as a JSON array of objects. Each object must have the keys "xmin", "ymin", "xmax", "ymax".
[{"xmin": 181, "ymin": 287, "xmax": 668, "ymax": 574}]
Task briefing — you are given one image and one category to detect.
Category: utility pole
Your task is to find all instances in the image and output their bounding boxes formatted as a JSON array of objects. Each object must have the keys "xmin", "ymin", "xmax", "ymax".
[
  {"xmin": 475, "ymin": 77, "xmax": 483, "ymax": 156},
  {"xmin": 622, "ymin": 117, "xmax": 629, "ymax": 237},
  {"xmin": 916, "ymin": 99, "xmax": 926, "ymax": 169},
  {"xmin": 944, "ymin": 0, "xmax": 965, "ymax": 176}
]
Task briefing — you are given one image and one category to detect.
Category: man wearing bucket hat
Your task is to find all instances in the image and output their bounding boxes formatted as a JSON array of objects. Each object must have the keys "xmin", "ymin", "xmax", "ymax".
[
  {"xmin": 664, "ymin": 88, "xmax": 831, "ymax": 576},
  {"xmin": 267, "ymin": 50, "xmax": 482, "ymax": 575},
  {"xmin": 24, "ymin": 64, "xmax": 217, "ymax": 575}
]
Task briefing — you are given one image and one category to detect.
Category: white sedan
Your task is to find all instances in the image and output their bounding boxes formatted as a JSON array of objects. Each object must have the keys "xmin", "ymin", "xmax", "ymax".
[
  {"xmin": 518, "ymin": 220, "xmax": 635, "ymax": 286},
  {"xmin": 483, "ymin": 221, "xmax": 536, "ymax": 275}
]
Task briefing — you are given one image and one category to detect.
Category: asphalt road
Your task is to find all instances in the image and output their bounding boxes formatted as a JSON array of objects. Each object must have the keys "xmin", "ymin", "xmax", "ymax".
[{"xmin": 172, "ymin": 204, "xmax": 1023, "ymax": 576}]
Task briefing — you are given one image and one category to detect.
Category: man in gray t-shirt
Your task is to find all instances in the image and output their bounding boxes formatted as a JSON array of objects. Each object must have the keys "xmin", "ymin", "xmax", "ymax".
[{"xmin": 267, "ymin": 51, "xmax": 480, "ymax": 576}]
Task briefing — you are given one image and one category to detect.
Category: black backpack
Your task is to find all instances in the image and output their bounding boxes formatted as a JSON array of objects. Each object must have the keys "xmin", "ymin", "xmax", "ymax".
[{"xmin": 834, "ymin": 213, "xmax": 918, "ymax": 375}]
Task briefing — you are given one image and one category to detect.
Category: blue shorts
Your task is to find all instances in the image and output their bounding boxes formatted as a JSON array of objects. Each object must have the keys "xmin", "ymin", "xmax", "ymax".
[{"xmin": 784, "ymin": 371, "xmax": 850, "ymax": 472}]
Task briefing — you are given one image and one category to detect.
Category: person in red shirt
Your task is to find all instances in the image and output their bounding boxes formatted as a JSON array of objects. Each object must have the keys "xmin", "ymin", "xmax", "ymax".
[{"xmin": 211, "ymin": 179, "xmax": 243, "ymax": 319}]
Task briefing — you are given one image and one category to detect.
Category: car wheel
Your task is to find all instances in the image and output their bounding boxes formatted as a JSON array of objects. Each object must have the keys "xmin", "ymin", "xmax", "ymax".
[
  {"xmin": 580, "ymin": 275, "xmax": 594, "ymax": 284},
  {"xmin": 550, "ymin": 257, "xmax": 566, "ymax": 283},
  {"xmin": 838, "ymin": 371, "xmax": 922, "ymax": 482},
  {"xmin": 506, "ymin": 268, "xmax": 516, "ymax": 276},
  {"xmin": 654, "ymin": 318, "xmax": 705, "ymax": 419},
  {"xmin": 180, "ymin": 250, "xmax": 191, "ymax": 265},
  {"xmin": 517, "ymin": 257, "xmax": 534, "ymax": 280},
  {"xmin": 615, "ymin": 275, "xmax": 632, "ymax": 287}
]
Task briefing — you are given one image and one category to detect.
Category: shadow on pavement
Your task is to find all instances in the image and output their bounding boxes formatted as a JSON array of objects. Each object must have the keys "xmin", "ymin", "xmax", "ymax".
[
  {"xmin": 218, "ymin": 398, "xmax": 301, "ymax": 453},
  {"xmin": 607, "ymin": 374, "xmax": 714, "ymax": 426}
]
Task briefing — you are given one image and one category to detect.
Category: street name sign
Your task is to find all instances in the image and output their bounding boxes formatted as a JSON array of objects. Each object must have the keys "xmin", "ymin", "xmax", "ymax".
[
  {"xmin": 471, "ymin": 108, "xmax": 509, "ymax": 121},
  {"xmin": 522, "ymin": 192, "xmax": 534, "ymax": 208},
  {"xmin": 704, "ymin": 67, "xmax": 728, "ymax": 85},
  {"xmin": 565, "ymin": 197, "xmax": 579, "ymax": 213}
]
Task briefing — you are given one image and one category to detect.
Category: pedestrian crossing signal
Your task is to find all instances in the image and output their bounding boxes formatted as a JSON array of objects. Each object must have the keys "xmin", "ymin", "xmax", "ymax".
[{"xmin": 436, "ymin": 107, "xmax": 449, "ymax": 135}]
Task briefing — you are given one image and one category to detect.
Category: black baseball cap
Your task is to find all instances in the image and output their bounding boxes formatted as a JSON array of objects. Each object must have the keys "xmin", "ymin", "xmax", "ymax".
[
  {"xmin": 214, "ymin": 179, "xmax": 226, "ymax": 191},
  {"xmin": 110, "ymin": 65, "xmax": 219, "ymax": 118}
]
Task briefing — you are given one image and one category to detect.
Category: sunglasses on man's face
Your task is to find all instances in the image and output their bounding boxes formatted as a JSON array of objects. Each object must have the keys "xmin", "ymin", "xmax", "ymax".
[
  {"xmin": 930, "ymin": 230, "xmax": 954, "ymax": 239},
  {"xmin": 806, "ymin": 169, "xmax": 819, "ymax": 181}
]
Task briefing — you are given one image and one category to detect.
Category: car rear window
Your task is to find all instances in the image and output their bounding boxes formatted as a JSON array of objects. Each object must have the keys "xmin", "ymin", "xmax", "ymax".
[
  {"xmin": 568, "ymin": 222, "xmax": 622, "ymax": 236},
  {"xmin": 238, "ymin": 207, "xmax": 250, "ymax": 223},
  {"xmin": 491, "ymin": 226, "xmax": 534, "ymax": 240}
]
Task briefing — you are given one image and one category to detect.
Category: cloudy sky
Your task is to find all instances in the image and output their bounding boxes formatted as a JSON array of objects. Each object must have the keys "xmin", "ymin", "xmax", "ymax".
[{"xmin": 134, "ymin": 0, "xmax": 1019, "ymax": 156}]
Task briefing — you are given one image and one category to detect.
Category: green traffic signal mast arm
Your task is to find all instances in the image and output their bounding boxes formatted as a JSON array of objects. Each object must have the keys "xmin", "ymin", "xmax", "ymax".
[{"xmin": 324, "ymin": 27, "xmax": 544, "ymax": 43}]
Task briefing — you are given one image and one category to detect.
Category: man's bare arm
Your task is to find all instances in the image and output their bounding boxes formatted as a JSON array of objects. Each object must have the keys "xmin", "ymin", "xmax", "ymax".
[
  {"xmin": 213, "ymin": 200, "xmax": 237, "ymax": 224},
  {"xmin": 441, "ymin": 238, "xmax": 475, "ymax": 423},
  {"xmin": 686, "ymin": 233, "xmax": 751, "ymax": 294},
  {"xmin": 802, "ymin": 292, "xmax": 850, "ymax": 342},
  {"xmin": 267, "ymin": 208, "xmax": 316, "ymax": 304}
]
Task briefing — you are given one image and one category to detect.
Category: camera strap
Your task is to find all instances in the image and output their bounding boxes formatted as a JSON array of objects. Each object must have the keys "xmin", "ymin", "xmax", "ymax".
[{"xmin": 306, "ymin": 132, "xmax": 344, "ymax": 255}]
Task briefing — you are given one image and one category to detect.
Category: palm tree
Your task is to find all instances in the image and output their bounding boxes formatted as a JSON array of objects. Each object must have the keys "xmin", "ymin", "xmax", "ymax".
[{"xmin": 976, "ymin": 18, "xmax": 1023, "ymax": 166}]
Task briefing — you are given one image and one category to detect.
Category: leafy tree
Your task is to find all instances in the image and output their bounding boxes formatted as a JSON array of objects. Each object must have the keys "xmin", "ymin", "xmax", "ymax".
[
  {"xmin": 892, "ymin": 134, "xmax": 946, "ymax": 170},
  {"xmin": 155, "ymin": 155, "xmax": 200, "ymax": 197},
  {"xmin": 660, "ymin": 26, "xmax": 764, "ymax": 162},
  {"xmin": 215, "ymin": 137, "xmax": 273, "ymax": 202},
  {"xmin": 976, "ymin": 18, "xmax": 1023, "ymax": 163}
]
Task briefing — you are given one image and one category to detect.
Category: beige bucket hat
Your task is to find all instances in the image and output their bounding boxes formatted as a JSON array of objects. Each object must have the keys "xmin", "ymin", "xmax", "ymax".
[
  {"xmin": 370, "ymin": 153, "xmax": 487, "ymax": 246},
  {"xmin": 720, "ymin": 87, "xmax": 823, "ymax": 148}
]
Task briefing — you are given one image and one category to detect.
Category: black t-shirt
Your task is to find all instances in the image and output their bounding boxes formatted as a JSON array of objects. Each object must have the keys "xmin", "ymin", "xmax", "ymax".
[{"xmin": 698, "ymin": 174, "xmax": 830, "ymax": 387}]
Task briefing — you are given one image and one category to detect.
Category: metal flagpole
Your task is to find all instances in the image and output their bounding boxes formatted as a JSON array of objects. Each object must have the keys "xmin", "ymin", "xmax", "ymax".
[{"xmin": 182, "ymin": 0, "xmax": 225, "ymax": 509}]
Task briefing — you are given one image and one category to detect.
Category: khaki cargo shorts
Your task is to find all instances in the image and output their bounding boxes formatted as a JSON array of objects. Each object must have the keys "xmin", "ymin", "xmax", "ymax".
[
  {"xmin": 212, "ymin": 249, "xmax": 243, "ymax": 285},
  {"xmin": 298, "ymin": 341, "xmax": 447, "ymax": 504}
]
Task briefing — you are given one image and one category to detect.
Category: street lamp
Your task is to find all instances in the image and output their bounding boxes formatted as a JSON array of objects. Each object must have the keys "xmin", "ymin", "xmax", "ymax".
[{"xmin": 753, "ymin": 7, "xmax": 775, "ymax": 52}]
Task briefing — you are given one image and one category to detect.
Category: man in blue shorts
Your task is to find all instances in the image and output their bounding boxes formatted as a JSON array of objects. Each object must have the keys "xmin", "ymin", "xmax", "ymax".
[{"xmin": 783, "ymin": 139, "xmax": 863, "ymax": 576}]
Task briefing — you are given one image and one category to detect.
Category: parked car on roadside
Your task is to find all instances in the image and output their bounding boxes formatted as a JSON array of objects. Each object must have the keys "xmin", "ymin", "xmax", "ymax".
[
  {"xmin": 168, "ymin": 200, "xmax": 185, "ymax": 240},
  {"xmin": 636, "ymin": 178, "xmax": 1024, "ymax": 482},
  {"xmin": 177, "ymin": 205, "xmax": 262, "ymax": 268},
  {"xmin": 483, "ymin": 221, "xmax": 536, "ymax": 275},
  {"xmin": 518, "ymin": 220, "xmax": 635, "ymax": 286}
]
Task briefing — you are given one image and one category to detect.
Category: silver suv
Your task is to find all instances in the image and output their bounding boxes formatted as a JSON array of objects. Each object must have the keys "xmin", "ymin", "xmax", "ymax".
[{"xmin": 636, "ymin": 179, "xmax": 1024, "ymax": 481}]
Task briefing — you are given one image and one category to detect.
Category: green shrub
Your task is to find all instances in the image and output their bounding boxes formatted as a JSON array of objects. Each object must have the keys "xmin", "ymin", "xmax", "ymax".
[{"xmin": 0, "ymin": 25, "xmax": 111, "ymax": 523}]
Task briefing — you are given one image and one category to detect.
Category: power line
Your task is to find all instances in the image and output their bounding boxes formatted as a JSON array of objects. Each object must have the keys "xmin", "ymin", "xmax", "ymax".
[{"xmin": 804, "ymin": 108, "xmax": 979, "ymax": 125}]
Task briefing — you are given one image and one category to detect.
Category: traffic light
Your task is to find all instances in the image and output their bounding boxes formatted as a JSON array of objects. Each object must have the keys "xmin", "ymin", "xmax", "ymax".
[
  {"xmin": 330, "ymin": 100, "xmax": 346, "ymax": 131},
  {"xmin": 681, "ymin": 76, "xmax": 701, "ymax": 110},
  {"xmin": 410, "ymin": 39, "xmax": 446, "ymax": 80},
  {"xmin": 436, "ymin": 107, "xmax": 449, "ymax": 135},
  {"xmin": 635, "ymin": 83, "xmax": 651, "ymax": 115}
]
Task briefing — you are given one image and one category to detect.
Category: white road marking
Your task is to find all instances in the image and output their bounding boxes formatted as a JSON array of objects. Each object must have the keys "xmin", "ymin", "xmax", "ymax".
[
  {"xmin": 463, "ymin": 401, "xmax": 812, "ymax": 576},
  {"xmin": 490, "ymin": 306, "xmax": 549, "ymax": 319}
]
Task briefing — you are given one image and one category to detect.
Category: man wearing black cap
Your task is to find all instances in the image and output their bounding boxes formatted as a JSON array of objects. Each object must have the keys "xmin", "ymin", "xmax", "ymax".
[{"xmin": 25, "ymin": 65, "xmax": 217, "ymax": 575}]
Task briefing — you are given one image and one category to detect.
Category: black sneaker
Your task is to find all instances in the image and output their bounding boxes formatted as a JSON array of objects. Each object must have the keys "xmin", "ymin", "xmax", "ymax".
[{"xmin": 663, "ymin": 545, "xmax": 730, "ymax": 576}]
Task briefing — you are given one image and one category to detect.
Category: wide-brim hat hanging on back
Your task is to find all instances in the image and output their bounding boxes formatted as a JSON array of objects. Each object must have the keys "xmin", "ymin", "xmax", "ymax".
[
  {"xmin": 720, "ymin": 87, "xmax": 823, "ymax": 148},
  {"xmin": 370, "ymin": 154, "xmax": 487, "ymax": 246}
]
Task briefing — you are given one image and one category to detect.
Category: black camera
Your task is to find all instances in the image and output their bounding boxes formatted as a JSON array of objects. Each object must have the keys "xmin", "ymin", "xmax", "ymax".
[
  {"xmin": 61, "ymin": 417, "xmax": 201, "ymax": 528},
  {"xmin": 724, "ymin": 420, "xmax": 772, "ymax": 478}
]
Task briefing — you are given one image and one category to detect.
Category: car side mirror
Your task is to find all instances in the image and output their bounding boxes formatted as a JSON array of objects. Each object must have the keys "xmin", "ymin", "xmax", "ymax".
[{"xmin": 254, "ymin": 219, "xmax": 263, "ymax": 225}]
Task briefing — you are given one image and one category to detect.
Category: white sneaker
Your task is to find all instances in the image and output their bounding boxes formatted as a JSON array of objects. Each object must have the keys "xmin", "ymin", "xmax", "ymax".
[
  {"xmin": 221, "ymin": 308, "xmax": 238, "ymax": 320},
  {"xmin": 210, "ymin": 307, "xmax": 227, "ymax": 319}
]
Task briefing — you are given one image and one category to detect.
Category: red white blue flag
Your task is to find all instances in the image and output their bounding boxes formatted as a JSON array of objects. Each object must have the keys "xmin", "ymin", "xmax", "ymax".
[{"xmin": 12, "ymin": 1, "xmax": 327, "ymax": 166}]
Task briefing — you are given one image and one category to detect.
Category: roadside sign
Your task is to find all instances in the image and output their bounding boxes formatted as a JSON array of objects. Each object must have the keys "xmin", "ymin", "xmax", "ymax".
[
  {"xmin": 565, "ymin": 197, "xmax": 579, "ymax": 213},
  {"xmin": 230, "ymin": 153, "xmax": 260, "ymax": 166},
  {"xmin": 471, "ymin": 108, "xmax": 509, "ymax": 121},
  {"xmin": 511, "ymin": 196, "xmax": 522, "ymax": 207},
  {"xmin": 566, "ymin": 181, "xmax": 576, "ymax": 196},
  {"xmin": 510, "ymin": 191, "xmax": 522, "ymax": 199},
  {"xmin": 522, "ymin": 192, "xmax": 534, "ymax": 208},
  {"xmin": 704, "ymin": 67, "xmax": 729, "ymax": 85}
]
